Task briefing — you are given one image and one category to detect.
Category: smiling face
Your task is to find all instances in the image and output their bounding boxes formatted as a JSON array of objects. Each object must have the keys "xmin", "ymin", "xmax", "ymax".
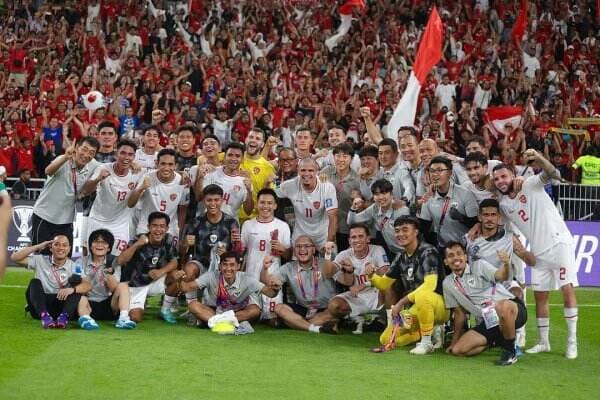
[
  {"xmin": 177, "ymin": 129, "xmax": 195, "ymax": 153},
  {"xmin": 50, "ymin": 235, "xmax": 71, "ymax": 262},
  {"xmin": 334, "ymin": 151, "xmax": 352, "ymax": 172},
  {"xmin": 90, "ymin": 236, "xmax": 110, "ymax": 258},
  {"xmin": 116, "ymin": 145, "xmax": 135, "ymax": 170},
  {"xmin": 98, "ymin": 127, "xmax": 117, "ymax": 148},
  {"xmin": 419, "ymin": 140, "xmax": 438, "ymax": 166},
  {"xmin": 295, "ymin": 130, "xmax": 313, "ymax": 152},
  {"xmin": 493, "ymin": 167, "xmax": 514, "ymax": 194},
  {"xmin": 293, "ymin": 236, "xmax": 316, "ymax": 264},
  {"xmin": 148, "ymin": 217, "xmax": 168, "ymax": 244},
  {"xmin": 428, "ymin": 162, "xmax": 451, "ymax": 188},
  {"xmin": 224, "ymin": 147, "xmax": 243, "ymax": 172},
  {"xmin": 156, "ymin": 154, "xmax": 177, "ymax": 181},
  {"xmin": 465, "ymin": 160, "xmax": 487, "ymax": 185},
  {"xmin": 348, "ymin": 226, "xmax": 369, "ymax": 254},
  {"xmin": 75, "ymin": 142, "xmax": 98, "ymax": 167},
  {"xmin": 444, "ymin": 244, "xmax": 468, "ymax": 276},
  {"xmin": 143, "ymin": 129, "xmax": 160, "ymax": 149},
  {"xmin": 394, "ymin": 223, "xmax": 419, "ymax": 248},
  {"xmin": 378, "ymin": 145, "xmax": 397, "ymax": 168},
  {"xmin": 400, "ymin": 135, "xmax": 418, "ymax": 162},
  {"xmin": 328, "ymin": 128, "xmax": 346, "ymax": 147},
  {"xmin": 298, "ymin": 159, "xmax": 318, "ymax": 189},
  {"xmin": 204, "ymin": 193, "xmax": 223, "ymax": 217},
  {"xmin": 201, "ymin": 138, "xmax": 220, "ymax": 158},
  {"xmin": 373, "ymin": 189, "xmax": 393, "ymax": 209},
  {"xmin": 257, "ymin": 192, "xmax": 277, "ymax": 220},
  {"xmin": 245, "ymin": 130, "xmax": 264, "ymax": 156}
]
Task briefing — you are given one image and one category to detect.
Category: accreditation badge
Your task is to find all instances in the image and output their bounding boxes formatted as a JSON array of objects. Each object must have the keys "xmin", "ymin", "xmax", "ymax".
[{"xmin": 482, "ymin": 303, "xmax": 499, "ymax": 329}]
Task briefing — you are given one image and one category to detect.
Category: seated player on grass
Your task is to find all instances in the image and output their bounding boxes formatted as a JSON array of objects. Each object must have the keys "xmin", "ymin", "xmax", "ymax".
[
  {"xmin": 77, "ymin": 229, "xmax": 137, "ymax": 329},
  {"xmin": 326, "ymin": 223, "xmax": 390, "ymax": 334},
  {"xmin": 261, "ymin": 235, "xmax": 339, "ymax": 334},
  {"xmin": 443, "ymin": 241, "xmax": 528, "ymax": 366},
  {"xmin": 117, "ymin": 211, "xmax": 179, "ymax": 324},
  {"xmin": 367, "ymin": 216, "xmax": 449, "ymax": 354},
  {"xmin": 173, "ymin": 251, "xmax": 280, "ymax": 333},
  {"xmin": 11, "ymin": 235, "xmax": 92, "ymax": 329}
]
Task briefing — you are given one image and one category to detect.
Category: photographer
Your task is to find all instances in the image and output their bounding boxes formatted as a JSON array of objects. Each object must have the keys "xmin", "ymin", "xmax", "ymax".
[{"xmin": 11, "ymin": 235, "xmax": 92, "ymax": 329}]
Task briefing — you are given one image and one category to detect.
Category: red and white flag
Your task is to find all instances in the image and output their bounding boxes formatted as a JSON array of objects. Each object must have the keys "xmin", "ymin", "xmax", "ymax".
[
  {"xmin": 511, "ymin": 0, "xmax": 528, "ymax": 44},
  {"xmin": 387, "ymin": 6, "xmax": 443, "ymax": 139},
  {"xmin": 483, "ymin": 106, "xmax": 524, "ymax": 138},
  {"xmin": 325, "ymin": 0, "xmax": 366, "ymax": 51}
]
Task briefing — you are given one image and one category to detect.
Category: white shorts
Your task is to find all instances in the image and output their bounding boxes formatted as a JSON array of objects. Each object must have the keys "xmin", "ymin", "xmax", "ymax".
[
  {"xmin": 531, "ymin": 243, "xmax": 579, "ymax": 291},
  {"xmin": 335, "ymin": 289, "xmax": 381, "ymax": 317},
  {"xmin": 87, "ymin": 216, "xmax": 131, "ymax": 256},
  {"xmin": 80, "ymin": 217, "xmax": 89, "ymax": 248},
  {"xmin": 260, "ymin": 291, "xmax": 283, "ymax": 320},
  {"xmin": 129, "ymin": 276, "xmax": 166, "ymax": 310}
]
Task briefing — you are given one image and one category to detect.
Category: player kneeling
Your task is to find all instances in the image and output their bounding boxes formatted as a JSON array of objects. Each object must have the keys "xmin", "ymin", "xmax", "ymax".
[
  {"xmin": 173, "ymin": 252, "xmax": 280, "ymax": 334},
  {"xmin": 76, "ymin": 229, "xmax": 136, "ymax": 329},
  {"xmin": 443, "ymin": 242, "xmax": 527, "ymax": 366}
]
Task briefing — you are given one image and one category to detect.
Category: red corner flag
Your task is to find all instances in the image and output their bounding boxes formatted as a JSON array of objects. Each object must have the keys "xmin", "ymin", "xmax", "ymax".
[
  {"xmin": 511, "ymin": 0, "xmax": 528, "ymax": 44},
  {"xmin": 387, "ymin": 6, "xmax": 443, "ymax": 137}
]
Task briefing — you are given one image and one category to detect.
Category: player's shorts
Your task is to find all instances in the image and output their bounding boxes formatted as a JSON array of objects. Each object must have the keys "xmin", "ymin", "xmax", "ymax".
[
  {"xmin": 129, "ymin": 276, "xmax": 166, "ymax": 310},
  {"xmin": 288, "ymin": 303, "xmax": 326, "ymax": 319},
  {"xmin": 89, "ymin": 297, "xmax": 118, "ymax": 320},
  {"xmin": 87, "ymin": 216, "xmax": 130, "ymax": 256},
  {"xmin": 531, "ymin": 243, "xmax": 579, "ymax": 291},
  {"xmin": 335, "ymin": 289, "xmax": 382, "ymax": 317},
  {"xmin": 473, "ymin": 297, "xmax": 527, "ymax": 346},
  {"xmin": 260, "ymin": 292, "xmax": 283, "ymax": 320},
  {"xmin": 502, "ymin": 279, "xmax": 523, "ymax": 292},
  {"xmin": 79, "ymin": 216, "xmax": 89, "ymax": 249}
]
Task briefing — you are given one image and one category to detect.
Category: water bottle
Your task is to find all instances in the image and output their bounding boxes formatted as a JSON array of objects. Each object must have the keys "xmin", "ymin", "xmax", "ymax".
[{"xmin": 74, "ymin": 264, "xmax": 82, "ymax": 276}]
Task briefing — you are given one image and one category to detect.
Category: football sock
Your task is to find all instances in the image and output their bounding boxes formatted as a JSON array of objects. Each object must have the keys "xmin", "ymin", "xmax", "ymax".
[
  {"xmin": 537, "ymin": 317, "xmax": 550, "ymax": 344},
  {"xmin": 564, "ymin": 307, "xmax": 578, "ymax": 342},
  {"xmin": 161, "ymin": 295, "xmax": 177, "ymax": 312},
  {"xmin": 119, "ymin": 310, "xmax": 129, "ymax": 320},
  {"xmin": 185, "ymin": 292, "xmax": 197, "ymax": 304},
  {"xmin": 308, "ymin": 324, "xmax": 320, "ymax": 333},
  {"xmin": 421, "ymin": 335, "xmax": 432, "ymax": 346}
]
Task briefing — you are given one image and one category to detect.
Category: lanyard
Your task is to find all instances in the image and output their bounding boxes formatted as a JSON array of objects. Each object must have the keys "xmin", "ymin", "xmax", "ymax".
[
  {"xmin": 71, "ymin": 162, "xmax": 79, "ymax": 198},
  {"xmin": 295, "ymin": 257, "xmax": 319, "ymax": 304},
  {"xmin": 216, "ymin": 274, "xmax": 248, "ymax": 311},
  {"xmin": 91, "ymin": 258, "xmax": 107, "ymax": 286},
  {"xmin": 438, "ymin": 196, "xmax": 451, "ymax": 227},
  {"xmin": 50, "ymin": 259, "xmax": 65, "ymax": 288},
  {"xmin": 454, "ymin": 274, "xmax": 497, "ymax": 306}
]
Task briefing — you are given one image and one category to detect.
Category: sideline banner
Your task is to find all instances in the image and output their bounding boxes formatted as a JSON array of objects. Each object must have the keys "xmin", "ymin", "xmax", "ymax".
[{"xmin": 5, "ymin": 202, "xmax": 600, "ymax": 286}]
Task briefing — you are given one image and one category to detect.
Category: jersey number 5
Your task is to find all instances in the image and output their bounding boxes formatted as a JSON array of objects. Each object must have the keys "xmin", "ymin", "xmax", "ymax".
[
  {"xmin": 518, "ymin": 209, "xmax": 529, "ymax": 222},
  {"xmin": 159, "ymin": 200, "xmax": 167, "ymax": 212}
]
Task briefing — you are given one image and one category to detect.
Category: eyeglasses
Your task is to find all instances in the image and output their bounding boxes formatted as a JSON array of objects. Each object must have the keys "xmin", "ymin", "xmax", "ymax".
[
  {"xmin": 294, "ymin": 244, "xmax": 314, "ymax": 250},
  {"xmin": 279, "ymin": 158, "xmax": 296, "ymax": 163},
  {"xmin": 427, "ymin": 168, "xmax": 450, "ymax": 174}
]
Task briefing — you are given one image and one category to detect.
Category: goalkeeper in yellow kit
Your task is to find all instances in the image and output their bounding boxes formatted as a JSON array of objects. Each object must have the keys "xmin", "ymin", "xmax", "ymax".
[{"xmin": 367, "ymin": 216, "xmax": 449, "ymax": 354}]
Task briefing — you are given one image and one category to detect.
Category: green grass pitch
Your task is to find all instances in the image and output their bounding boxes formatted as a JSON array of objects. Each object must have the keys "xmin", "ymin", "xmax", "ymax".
[{"xmin": 1, "ymin": 268, "xmax": 598, "ymax": 400}]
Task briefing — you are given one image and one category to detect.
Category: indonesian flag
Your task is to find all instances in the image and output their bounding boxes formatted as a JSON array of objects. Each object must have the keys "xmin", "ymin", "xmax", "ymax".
[
  {"xmin": 483, "ymin": 106, "xmax": 524, "ymax": 138},
  {"xmin": 325, "ymin": 0, "xmax": 366, "ymax": 51},
  {"xmin": 511, "ymin": 0, "xmax": 528, "ymax": 44},
  {"xmin": 387, "ymin": 6, "xmax": 443, "ymax": 140}
]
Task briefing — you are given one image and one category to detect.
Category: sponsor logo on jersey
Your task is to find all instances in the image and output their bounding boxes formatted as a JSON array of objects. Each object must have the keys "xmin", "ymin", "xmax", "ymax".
[
  {"xmin": 233, "ymin": 185, "xmax": 241, "ymax": 192},
  {"xmin": 253, "ymin": 167, "xmax": 260, "ymax": 174},
  {"xmin": 313, "ymin": 201, "xmax": 321, "ymax": 209},
  {"xmin": 519, "ymin": 195, "xmax": 527, "ymax": 204},
  {"xmin": 170, "ymin": 193, "xmax": 177, "ymax": 201}
]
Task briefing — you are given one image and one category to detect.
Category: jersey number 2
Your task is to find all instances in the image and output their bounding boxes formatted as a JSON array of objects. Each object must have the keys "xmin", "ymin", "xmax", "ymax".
[{"xmin": 518, "ymin": 209, "xmax": 529, "ymax": 222}]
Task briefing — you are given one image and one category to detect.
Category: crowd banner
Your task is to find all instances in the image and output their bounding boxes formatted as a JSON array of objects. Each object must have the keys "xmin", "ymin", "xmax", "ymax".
[{"xmin": 5, "ymin": 202, "xmax": 600, "ymax": 286}]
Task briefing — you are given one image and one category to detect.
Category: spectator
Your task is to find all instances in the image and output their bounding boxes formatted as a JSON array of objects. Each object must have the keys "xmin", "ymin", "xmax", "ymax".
[{"xmin": 11, "ymin": 168, "xmax": 32, "ymax": 200}]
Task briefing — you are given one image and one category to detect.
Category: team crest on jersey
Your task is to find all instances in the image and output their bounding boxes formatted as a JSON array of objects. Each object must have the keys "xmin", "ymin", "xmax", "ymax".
[
  {"xmin": 313, "ymin": 201, "xmax": 321, "ymax": 209},
  {"xmin": 519, "ymin": 195, "xmax": 527, "ymax": 204},
  {"xmin": 128, "ymin": 182, "xmax": 135, "ymax": 190},
  {"xmin": 467, "ymin": 277, "xmax": 475, "ymax": 286},
  {"xmin": 253, "ymin": 167, "xmax": 260, "ymax": 174},
  {"xmin": 170, "ymin": 193, "xmax": 177, "ymax": 201},
  {"xmin": 151, "ymin": 256, "xmax": 159, "ymax": 265},
  {"xmin": 325, "ymin": 198, "xmax": 332, "ymax": 208},
  {"xmin": 209, "ymin": 234, "xmax": 218, "ymax": 243},
  {"xmin": 470, "ymin": 245, "xmax": 479, "ymax": 256},
  {"xmin": 406, "ymin": 267, "xmax": 414, "ymax": 281},
  {"xmin": 233, "ymin": 185, "xmax": 241, "ymax": 192}
]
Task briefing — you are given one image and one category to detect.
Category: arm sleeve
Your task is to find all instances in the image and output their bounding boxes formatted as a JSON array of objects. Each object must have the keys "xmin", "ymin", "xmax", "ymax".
[
  {"xmin": 347, "ymin": 204, "xmax": 375, "ymax": 225},
  {"xmin": 406, "ymin": 274, "xmax": 438, "ymax": 303},
  {"xmin": 369, "ymin": 274, "xmax": 396, "ymax": 291}
]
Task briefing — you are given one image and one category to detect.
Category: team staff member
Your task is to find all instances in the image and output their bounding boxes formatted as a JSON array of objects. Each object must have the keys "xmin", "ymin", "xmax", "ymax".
[
  {"xmin": 261, "ymin": 236, "xmax": 338, "ymax": 334},
  {"xmin": 443, "ymin": 242, "xmax": 527, "ymax": 366},
  {"xmin": 118, "ymin": 212, "xmax": 179, "ymax": 324},
  {"xmin": 31, "ymin": 136, "xmax": 100, "ymax": 252},
  {"xmin": 368, "ymin": 216, "xmax": 448, "ymax": 355},
  {"xmin": 12, "ymin": 235, "xmax": 92, "ymax": 329}
]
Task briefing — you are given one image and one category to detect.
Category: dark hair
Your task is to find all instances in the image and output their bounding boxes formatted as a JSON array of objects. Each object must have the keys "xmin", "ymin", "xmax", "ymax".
[
  {"xmin": 117, "ymin": 138, "xmax": 138, "ymax": 152},
  {"xmin": 143, "ymin": 125, "xmax": 161, "ymax": 135},
  {"xmin": 444, "ymin": 241, "xmax": 466, "ymax": 254},
  {"xmin": 371, "ymin": 179, "xmax": 394, "ymax": 194},
  {"xmin": 492, "ymin": 163, "xmax": 515, "ymax": 175},
  {"xmin": 79, "ymin": 136, "xmax": 100, "ymax": 150},
  {"xmin": 295, "ymin": 126, "xmax": 313, "ymax": 136},
  {"xmin": 358, "ymin": 145, "xmax": 378, "ymax": 159},
  {"xmin": 348, "ymin": 223, "xmax": 370, "ymax": 236},
  {"xmin": 328, "ymin": 125, "xmax": 346, "ymax": 134},
  {"xmin": 398, "ymin": 126, "xmax": 417, "ymax": 136},
  {"xmin": 220, "ymin": 251, "xmax": 240, "ymax": 265},
  {"xmin": 203, "ymin": 183, "xmax": 224, "ymax": 197},
  {"xmin": 332, "ymin": 142, "xmax": 355, "ymax": 157},
  {"xmin": 157, "ymin": 148, "xmax": 177, "ymax": 161},
  {"xmin": 429, "ymin": 155, "xmax": 453, "ymax": 171},
  {"xmin": 466, "ymin": 135, "xmax": 486, "ymax": 148},
  {"xmin": 378, "ymin": 138, "xmax": 398, "ymax": 153},
  {"xmin": 148, "ymin": 211, "xmax": 170, "ymax": 226},
  {"xmin": 176, "ymin": 124, "xmax": 197, "ymax": 136},
  {"xmin": 257, "ymin": 188, "xmax": 277, "ymax": 201},
  {"xmin": 97, "ymin": 121, "xmax": 117, "ymax": 133},
  {"xmin": 224, "ymin": 142, "xmax": 245, "ymax": 155},
  {"xmin": 201, "ymin": 134, "xmax": 221, "ymax": 146},
  {"xmin": 88, "ymin": 229, "xmax": 115, "ymax": 250},
  {"xmin": 479, "ymin": 198, "xmax": 500, "ymax": 211},
  {"xmin": 464, "ymin": 151, "xmax": 488, "ymax": 167},
  {"xmin": 248, "ymin": 127, "xmax": 266, "ymax": 142},
  {"xmin": 393, "ymin": 215, "xmax": 420, "ymax": 230},
  {"xmin": 278, "ymin": 146, "xmax": 296, "ymax": 158}
]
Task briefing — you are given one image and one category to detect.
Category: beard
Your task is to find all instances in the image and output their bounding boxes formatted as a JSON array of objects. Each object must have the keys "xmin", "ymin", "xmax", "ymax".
[{"xmin": 498, "ymin": 181, "xmax": 514, "ymax": 195}]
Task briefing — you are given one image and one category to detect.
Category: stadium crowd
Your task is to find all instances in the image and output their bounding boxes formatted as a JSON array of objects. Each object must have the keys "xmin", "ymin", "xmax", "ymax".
[{"xmin": 1, "ymin": 0, "xmax": 598, "ymax": 366}]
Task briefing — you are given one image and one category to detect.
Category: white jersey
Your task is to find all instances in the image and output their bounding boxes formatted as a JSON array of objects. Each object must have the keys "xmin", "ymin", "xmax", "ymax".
[
  {"xmin": 463, "ymin": 180, "xmax": 495, "ymax": 204},
  {"xmin": 515, "ymin": 164, "xmax": 536, "ymax": 179},
  {"xmin": 499, "ymin": 174, "xmax": 573, "ymax": 255},
  {"xmin": 89, "ymin": 163, "xmax": 142, "ymax": 222},
  {"xmin": 135, "ymin": 149, "xmax": 157, "ymax": 172},
  {"xmin": 275, "ymin": 177, "xmax": 338, "ymax": 249},
  {"xmin": 241, "ymin": 218, "xmax": 291, "ymax": 278},
  {"xmin": 466, "ymin": 228, "xmax": 515, "ymax": 282},
  {"xmin": 334, "ymin": 244, "xmax": 390, "ymax": 288},
  {"xmin": 135, "ymin": 171, "xmax": 188, "ymax": 237},
  {"xmin": 203, "ymin": 167, "xmax": 248, "ymax": 218}
]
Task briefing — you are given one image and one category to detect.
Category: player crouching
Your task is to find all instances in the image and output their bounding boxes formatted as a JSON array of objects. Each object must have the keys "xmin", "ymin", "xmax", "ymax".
[{"xmin": 77, "ymin": 229, "xmax": 136, "ymax": 329}]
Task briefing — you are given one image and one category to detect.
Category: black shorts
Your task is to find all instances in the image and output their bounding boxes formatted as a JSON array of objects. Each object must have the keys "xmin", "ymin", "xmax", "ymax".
[
  {"xmin": 90, "ymin": 298, "xmax": 118, "ymax": 320},
  {"xmin": 473, "ymin": 297, "xmax": 528, "ymax": 347},
  {"xmin": 31, "ymin": 213, "xmax": 74, "ymax": 256},
  {"xmin": 289, "ymin": 303, "xmax": 326, "ymax": 319}
]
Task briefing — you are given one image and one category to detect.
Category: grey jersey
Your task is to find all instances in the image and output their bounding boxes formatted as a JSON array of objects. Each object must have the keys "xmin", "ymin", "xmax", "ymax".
[
  {"xmin": 419, "ymin": 183, "xmax": 479, "ymax": 246},
  {"xmin": 465, "ymin": 229, "xmax": 515, "ymax": 283},
  {"xmin": 27, "ymin": 255, "xmax": 77, "ymax": 294},
  {"xmin": 347, "ymin": 203, "xmax": 409, "ymax": 254},
  {"xmin": 33, "ymin": 158, "xmax": 99, "ymax": 224},
  {"xmin": 378, "ymin": 162, "xmax": 416, "ymax": 204},
  {"xmin": 321, "ymin": 166, "xmax": 360, "ymax": 234},
  {"xmin": 80, "ymin": 255, "xmax": 121, "ymax": 302},
  {"xmin": 273, "ymin": 258, "xmax": 337, "ymax": 309},
  {"xmin": 359, "ymin": 174, "xmax": 378, "ymax": 201},
  {"xmin": 195, "ymin": 271, "xmax": 264, "ymax": 310},
  {"xmin": 416, "ymin": 161, "xmax": 468, "ymax": 197},
  {"xmin": 442, "ymin": 260, "xmax": 515, "ymax": 319}
]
